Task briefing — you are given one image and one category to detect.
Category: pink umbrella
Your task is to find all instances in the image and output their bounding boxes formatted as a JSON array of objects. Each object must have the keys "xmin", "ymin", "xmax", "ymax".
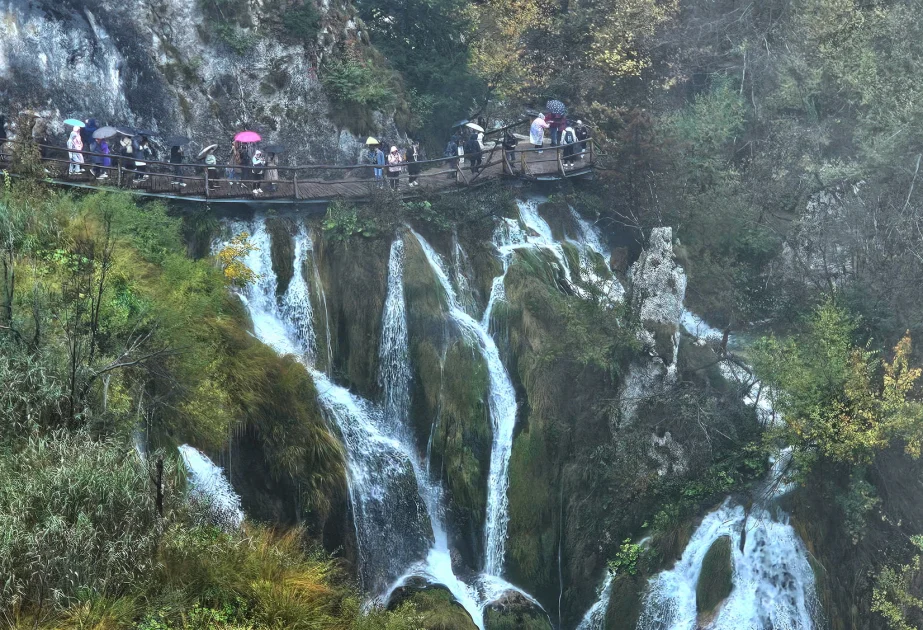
[{"xmin": 234, "ymin": 130, "xmax": 261, "ymax": 143}]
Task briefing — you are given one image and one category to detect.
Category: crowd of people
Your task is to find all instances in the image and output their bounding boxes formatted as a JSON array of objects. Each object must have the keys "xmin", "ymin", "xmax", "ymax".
[{"xmin": 1, "ymin": 108, "xmax": 591, "ymax": 194}]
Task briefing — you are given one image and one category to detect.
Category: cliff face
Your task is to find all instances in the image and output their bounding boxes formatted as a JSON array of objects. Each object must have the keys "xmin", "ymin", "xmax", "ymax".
[{"xmin": 0, "ymin": 0, "xmax": 398, "ymax": 164}]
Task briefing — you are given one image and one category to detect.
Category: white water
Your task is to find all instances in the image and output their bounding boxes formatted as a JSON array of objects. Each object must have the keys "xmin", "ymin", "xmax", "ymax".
[
  {"xmin": 631, "ymin": 311, "xmax": 818, "ymax": 630},
  {"xmin": 575, "ymin": 573, "xmax": 614, "ymax": 630},
  {"xmin": 379, "ymin": 240, "xmax": 412, "ymax": 437},
  {"xmin": 410, "ymin": 229, "xmax": 519, "ymax": 579},
  {"xmin": 636, "ymin": 503, "xmax": 820, "ymax": 630},
  {"xmin": 225, "ymin": 222, "xmax": 433, "ymax": 594},
  {"xmin": 178, "ymin": 444, "xmax": 244, "ymax": 528}
]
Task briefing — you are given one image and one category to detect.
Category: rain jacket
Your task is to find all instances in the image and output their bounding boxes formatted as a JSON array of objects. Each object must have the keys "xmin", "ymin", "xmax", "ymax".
[
  {"xmin": 67, "ymin": 129, "xmax": 84, "ymax": 164},
  {"xmin": 99, "ymin": 140, "xmax": 111, "ymax": 167},
  {"xmin": 530, "ymin": 116, "xmax": 549, "ymax": 146}
]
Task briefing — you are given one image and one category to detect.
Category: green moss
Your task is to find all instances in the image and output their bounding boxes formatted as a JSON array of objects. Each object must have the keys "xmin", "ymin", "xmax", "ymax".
[
  {"xmin": 484, "ymin": 608, "xmax": 552, "ymax": 630},
  {"xmin": 696, "ymin": 535, "xmax": 733, "ymax": 615},
  {"xmin": 605, "ymin": 574, "xmax": 644, "ymax": 630},
  {"xmin": 396, "ymin": 588, "xmax": 478, "ymax": 629},
  {"xmin": 536, "ymin": 200, "xmax": 576, "ymax": 241},
  {"xmin": 314, "ymin": 232, "xmax": 390, "ymax": 397},
  {"xmin": 267, "ymin": 217, "xmax": 295, "ymax": 296}
]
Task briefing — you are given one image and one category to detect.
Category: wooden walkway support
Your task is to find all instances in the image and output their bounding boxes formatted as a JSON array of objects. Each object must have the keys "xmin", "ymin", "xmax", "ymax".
[{"xmin": 0, "ymin": 136, "xmax": 596, "ymax": 205}]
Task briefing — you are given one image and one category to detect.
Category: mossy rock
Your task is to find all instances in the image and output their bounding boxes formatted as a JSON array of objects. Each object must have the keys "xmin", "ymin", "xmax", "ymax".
[
  {"xmin": 696, "ymin": 535, "xmax": 733, "ymax": 616},
  {"xmin": 390, "ymin": 584, "xmax": 479, "ymax": 630},
  {"xmin": 266, "ymin": 217, "xmax": 295, "ymax": 296},
  {"xmin": 604, "ymin": 574, "xmax": 643, "ymax": 630},
  {"xmin": 536, "ymin": 200, "xmax": 577, "ymax": 241},
  {"xmin": 484, "ymin": 592, "xmax": 552, "ymax": 630}
]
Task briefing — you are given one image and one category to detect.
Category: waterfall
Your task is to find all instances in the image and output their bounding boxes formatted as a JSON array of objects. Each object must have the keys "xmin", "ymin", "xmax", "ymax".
[
  {"xmin": 223, "ymin": 221, "xmax": 433, "ymax": 594},
  {"xmin": 452, "ymin": 230, "xmax": 479, "ymax": 317},
  {"xmin": 409, "ymin": 230, "xmax": 518, "ymax": 578},
  {"xmin": 178, "ymin": 444, "xmax": 244, "ymax": 528},
  {"xmin": 575, "ymin": 573, "xmax": 614, "ymax": 630},
  {"xmin": 636, "ymin": 503, "xmax": 820, "ymax": 630},
  {"xmin": 281, "ymin": 226, "xmax": 318, "ymax": 362},
  {"xmin": 379, "ymin": 240, "xmax": 412, "ymax": 437}
]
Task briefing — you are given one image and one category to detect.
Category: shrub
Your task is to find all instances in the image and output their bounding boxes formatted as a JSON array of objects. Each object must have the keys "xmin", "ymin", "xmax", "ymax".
[
  {"xmin": 321, "ymin": 57, "xmax": 397, "ymax": 111},
  {"xmin": 282, "ymin": 2, "xmax": 321, "ymax": 44}
]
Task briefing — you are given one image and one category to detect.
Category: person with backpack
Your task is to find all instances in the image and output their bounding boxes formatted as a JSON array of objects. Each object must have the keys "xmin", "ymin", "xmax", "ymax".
[
  {"xmin": 444, "ymin": 137, "xmax": 459, "ymax": 180},
  {"xmin": 386, "ymin": 145, "xmax": 403, "ymax": 190},
  {"xmin": 464, "ymin": 133, "xmax": 482, "ymax": 174},
  {"xmin": 251, "ymin": 149, "xmax": 266, "ymax": 194},
  {"xmin": 575, "ymin": 120, "xmax": 590, "ymax": 157},
  {"xmin": 502, "ymin": 129, "xmax": 518, "ymax": 170},
  {"xmin": 562, "ymin": 123, "xmax": 577, "ymax": 167},
  {"xmin": 407, "ymin": 140, "xmax": 425, "ymax": 187}
]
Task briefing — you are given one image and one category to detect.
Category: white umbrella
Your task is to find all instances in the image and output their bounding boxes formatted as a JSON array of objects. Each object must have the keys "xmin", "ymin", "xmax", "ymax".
[{"xmin": 465, "ymin": 122, "xmax": 485, "ymax": 133}]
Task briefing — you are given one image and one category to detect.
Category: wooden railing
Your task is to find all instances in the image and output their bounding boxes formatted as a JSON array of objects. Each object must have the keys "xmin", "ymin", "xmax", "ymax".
[{"xmin": 0, "ymin": 135, "xmax": 596, "ymax": 203}]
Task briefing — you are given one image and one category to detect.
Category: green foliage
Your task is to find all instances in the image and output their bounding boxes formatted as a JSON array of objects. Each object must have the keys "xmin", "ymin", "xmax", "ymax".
[
  {"xmin": 215, "ymin": 23, "xmax": 259, "ymax": 55},
  {"xmin": 835, "ymin": 470, "xmax": 880, "ymax": 546},
  {"xmin": 321, "ymin": 54, "xmax": 398, "ymax": 111},
  {"xmin": 281, "ymin": 2, "xmax": 321, "ymax": 44},
  {"xmin": 608, "ymin": 538, "xmax": 648, "ymax": 576},
  {"xmin": 754, "ymin": 300, "xmax": 923, "ymax": 468},
  {"xmin": 322, "ymin": 199, "xmax": 381, "ymax": 242},
  {"xmin": 872, "ymin": 536, "xmax": 923, "ymax": 630},
  {"xmin": 0, "ymin": 433, "xmax": 161, "ymax": 612}
]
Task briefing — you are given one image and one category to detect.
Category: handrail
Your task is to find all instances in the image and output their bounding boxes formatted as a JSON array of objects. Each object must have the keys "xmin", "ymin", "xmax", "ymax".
[{"xmin": 0, "ymin": 134, "xmax": 597, "ymax": 203}]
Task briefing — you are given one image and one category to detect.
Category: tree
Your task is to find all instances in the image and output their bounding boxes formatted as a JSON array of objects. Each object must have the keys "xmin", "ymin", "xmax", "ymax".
[
  {"xmin": 216, "ymin": 231, "xmax": 259, "ymax": 287},
  {"xmin": 755, "ymin": 301, "xmax": 923, "ymax": 467}
]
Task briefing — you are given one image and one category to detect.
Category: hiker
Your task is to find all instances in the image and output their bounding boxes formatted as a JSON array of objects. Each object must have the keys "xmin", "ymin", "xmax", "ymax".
[
  {"xmin": 361, "ymin": 140, "xmax": 385, "ymax": 187},
  {"xmin": 67, "ymin": 125, "xmax": 85, "ymax": 175},
  {"xmin": 444, "ymin": 137, "xmax": 459, "ymax": 180},
  {"xmin": 546, "ymin": 112, "xmax": 565, "ymax": 146},
  {"xmin": 134, "ymin": 136, "xmax": 152, "ymax": 182},
  {"xmin": 530, "ymin": 114, "xmax": 549, "ymax": 152},
  {"xmin": 170, "ymin": 145, "xmax": 186, "ymax": 186},
  {"xmin": 251, "ymin": 149, "xmax": 266, "ymax": 194},
  {"xmin": 464, "ymin": 134, "xmax": 482, "ymax": 174},
  {"xmin": 562, "ymin": 123, "xmax": 577, "ymax": 167},
  {"xmin": 119, "ymin": 136, "xmax": 135, "ymax": 175},
  {"xmin": 228, "ymin": 142, "xmax": 243, "ymax": 185},
  {"xmin": 204, "ymin": 152, "xmax": 219, "ymax": 190},
  {"xmin": 387, "ymin": 145, "xmax": 403, "ymax": 190},
  {"xmin": 575, "ymin": 120, "xmax": 589, "ymax": 156},
  {"xmin": 407, "ymin": 140, "xmax": 425, "ymax": 187},
  {"xmin": 264, "ymin": 151, "xmax": 279, "ymax": 191},
  {"xmin": 97, "ymin": 138, "xmax": 111, "ymax": 179},
  {"xmin": 502, "ymin": 129, "xmax": 518, "ymax": 169}
]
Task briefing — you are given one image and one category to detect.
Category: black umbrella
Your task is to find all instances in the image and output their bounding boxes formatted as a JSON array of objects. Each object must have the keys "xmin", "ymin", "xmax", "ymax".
[
  {"xmin": 264, "ymin": 143, "xmax": 286, "ymax": 154},
  {"xmin": 165, "ymin": 135, "xmax": 191, "ymax": 146},
  {"xmin": 116, "ymin": 126, "xmax": 135, "ymax": 136},
  {"xmin": 546, "ymin": 100, "xmax": 566, "ymax": 116},
  {"xmin": 451, "ymin": 119, "xmax": 470, "ymax": 128},
  {"xmin": 92, "ymin": 126, "xmax": 120, "ymax": 139}
]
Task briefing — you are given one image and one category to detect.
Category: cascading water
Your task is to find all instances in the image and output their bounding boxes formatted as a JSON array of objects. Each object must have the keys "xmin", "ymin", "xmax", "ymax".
[
  {"xmin": 409, "ymin": 230, "xmax": 519, "ymax": 578},
  {"xmin": 379, "ymin": 240, "xmax": 412, "ymax": 436},
  {"xmin": 223, "ymin": 221, "xmax": 433, "ymax": 595},
  {"xmin": 636, "ymin": 502, "xmax": 820, "ymax": 630},
  {"xmin": 575, "ymin": 573, "xmax": 614, "ymax": 630},
  {"xmin": 178, "ymin": 444, "xmax": 244, "ymax": 527}
]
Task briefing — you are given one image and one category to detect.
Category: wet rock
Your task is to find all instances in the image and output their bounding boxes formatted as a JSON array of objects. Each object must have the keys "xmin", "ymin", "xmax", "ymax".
[
  {"xmin": 484, "ymin": 591, "xmax": 552, "ymax": 630},
  {"xmin": 609, "ymin": 246, "xmax": 629, "ymax": 274},
  {"xmin": 695, "ymin": 535, "xmax": 733, "ymax": 618},
  {"xmin": 388, "ymin": 583, "xmax": 479, "ymax": 630}
]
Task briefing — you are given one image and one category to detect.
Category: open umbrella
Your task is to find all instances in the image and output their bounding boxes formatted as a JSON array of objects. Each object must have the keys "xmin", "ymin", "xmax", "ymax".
[
  {"xmin": 234, "ymin": 130, "xmax": 261, "ymax": 143},
  {"xmin": 264, "ymin": 143, "xmax": 286, "ymax": 154},
  {"xmin": 197, "ymin": 144, "xmax": 219, "ymax": 159},
  {"xmin": 365, "ymin": 137, "xmax": 380, "ymax": 145},
  {"xmin": 116, "ymin": 126, "xmax": 136, "ymax": 136},
  {"xmin": 451, "ymin": 119, "xmax": 470, "ymax": 128},
  {"xmin": 465, "ymin": 122, "xmax": 485, "ymax": 133},
  {"xmin": 92, "ymin": 126, "xmax": 119, "ymax": 139},
  {"xmin": 545, "ymin": 100, "xmax": 566, "ymax": 116},
  {"xmin": 132, "ymin": 128, "xmax": 157, "ymax": 137},
  {"xmin": 63, "ymin": 119, "xmax": 85, "ymax": 127},
  {"xmin": 165, "ymin": 135, "xmax": 191, "ymax": 146}
]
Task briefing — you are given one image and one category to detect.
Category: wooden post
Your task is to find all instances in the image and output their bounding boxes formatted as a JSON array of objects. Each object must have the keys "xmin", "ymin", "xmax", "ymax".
[
  {"xmin": 117, "ymin": 160, "xmax": 122, "ymax": 187},
  {"xmin": 456, "ymin": 159, "xmax": 469, "ymax": 186},
  {"xmin": 589, "ymin": 139, "xmax": 595, "ymax": 164},
  {"xmin": 292, "ymin": 172, "xmax": 297, "ymax": 201},
  {"xmin": 520, "ymin": 148, "xmax": 528, "ymax": 176},
  {"xmin": 502, "ymin": 146, "xmax": 511, "ymax": 176},
  {"xmin": 557, "ymin": 147, "xmax": 566, "ymax": 177},
  {"xmin": 204, "ymin": 168, "xmax": 209, "ymax": 199}
]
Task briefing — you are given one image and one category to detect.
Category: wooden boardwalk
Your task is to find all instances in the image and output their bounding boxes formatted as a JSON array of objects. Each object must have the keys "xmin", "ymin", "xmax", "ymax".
[{"xmin": 1, "ymin": 138, "xmax": 596, "ymax": 205}]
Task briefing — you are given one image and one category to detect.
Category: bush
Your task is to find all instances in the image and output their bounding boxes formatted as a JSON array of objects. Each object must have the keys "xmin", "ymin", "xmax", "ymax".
[
  {"xmin": 321, "ymin": 56, "xmax": 397, "ymax": 111},
  {"xmin": 0, "ymin": 433, "xmax": 161, "ymax": 615},
  {"xmin": 282, "ymin": 2, "xmax": 321, "ymax": 44}
]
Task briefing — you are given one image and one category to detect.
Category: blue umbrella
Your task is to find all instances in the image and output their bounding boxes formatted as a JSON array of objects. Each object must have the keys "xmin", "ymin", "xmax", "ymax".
[
  {"xmin": 546, "ymin": 100, "xmax": 566, "ymax": 116},
  {"xmin": 63, "ymin": 118, "xmax": 85, "ymax": 127}
]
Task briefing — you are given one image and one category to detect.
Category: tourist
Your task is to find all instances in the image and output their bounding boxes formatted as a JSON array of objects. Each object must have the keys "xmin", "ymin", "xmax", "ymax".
[
  {"xmin": 119, "ymin": 136, "xmax": 134, "ymax": 176},
  {"xmin": 264, "ymin": 151, "xmax": 279, "ymax": 191},
  {"xmin": 387, "ymin": 145, "xmax": 402, "ymax": 190},
  {"xmin": 228, "ymin": 142, "xmax": 242, "ymax": 185},
  {"xmin": 134, "ymin": 136, "xmax": 152, "ymax": 182},
  {"xmin": 204, "ymin": 152, "xmax": 219, "ymax": 190},
  {"xmin": 170, "ymin": 144, "xmax": 185, "ymax": 185},
  {"xmin": 464, "ymin": 133, "xmax": 482, "ymax": 174},
  {"xmin": 530, "ymin": 114, "xmax": 549, "ymax": 153},
  {"xmin": 407, "ymin": 140, "xmax": 425, "ymax": 187},
  {"xmin": 562, "ymin": 123, "xmax": 577, "ymax": 167},
  {"xmin": 251, "ymin": 149, "xmax": 266, "ymax": 195},
  {"xmin": 575, "ymin": 120, "xmax": 589, "ymax": 156},
  {"xmin": 67, "ymin": 125, "xmax": 84, "ymax": 175},
  {"xmin": 444, "ymin": 137, "xmax": 459, "ymax": 180},
  {"xmin": 502, "ymin": 129, "xmax": 518, "ymax": 169},
  {"xmin": 547, "ymin": 112, "xmax": 565, "ymax": 146},
  {"xmin": 97, "ymin": 138, "xmax": 111, "ymax": 179},
  {"xmin": 361, "ymin": 141, "xmax": 385, "ymax": 188}
]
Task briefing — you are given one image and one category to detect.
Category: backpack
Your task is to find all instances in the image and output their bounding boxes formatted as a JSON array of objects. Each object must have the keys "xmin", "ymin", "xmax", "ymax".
[{"xmin": 564, "ymin": 129, "xmax": 575, "ymax": 144}]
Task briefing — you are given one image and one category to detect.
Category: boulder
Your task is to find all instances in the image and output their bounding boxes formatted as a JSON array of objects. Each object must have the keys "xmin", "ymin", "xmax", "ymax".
[
  {"xmin": 484, "ymin": 590, "xmax": 552, "ymax": 630},
  {"xmin": 696, "ymin": 535, "xmax": 734, "ymax": 618}
]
